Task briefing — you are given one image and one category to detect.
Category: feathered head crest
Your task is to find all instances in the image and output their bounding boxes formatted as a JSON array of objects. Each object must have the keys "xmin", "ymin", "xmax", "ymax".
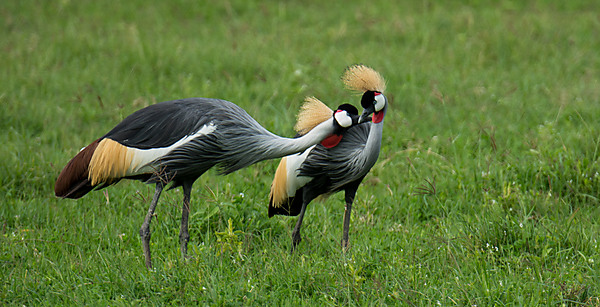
[
  {"xmin": 342, "ymin": 64, "xmax": 386, "ymax": 94},
  {"xmin": 294, "ymin": 96, "xmax": 333, "ymax": 135}
]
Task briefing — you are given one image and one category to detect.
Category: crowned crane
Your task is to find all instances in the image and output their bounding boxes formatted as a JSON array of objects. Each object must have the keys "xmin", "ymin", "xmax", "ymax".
[
  {"xmin": 54, "ymin": 97, "xmax": 365, "ymax": 268},
  {"xmin": 268, "ymin": 65, "xmax": 387, "ymax": 252}
]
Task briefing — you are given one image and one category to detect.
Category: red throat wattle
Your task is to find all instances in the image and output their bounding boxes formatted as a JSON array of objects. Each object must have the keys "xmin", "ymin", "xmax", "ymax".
[
  {"xmin": 321, "ymin": 134, "xmax": 343, "ymax": 148},
  {"xmin": 373, "ymin": 111, "xmax": 384, "ymax": 123}
]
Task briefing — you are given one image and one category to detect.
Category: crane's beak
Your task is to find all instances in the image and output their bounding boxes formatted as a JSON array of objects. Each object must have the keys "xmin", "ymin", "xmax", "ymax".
[{"xmin": 359, "ymin": 105, "xmax": 376, "ymax": 124}]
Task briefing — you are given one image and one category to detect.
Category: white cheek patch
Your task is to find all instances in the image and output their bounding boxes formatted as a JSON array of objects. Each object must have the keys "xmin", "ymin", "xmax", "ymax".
[
  {"xmin": 334, "ymin": 111, "xmax": 353, "ymax": 128},
  {"xmin": 374, "ymin": 94, "xmax": 386, "ymax": 112}
]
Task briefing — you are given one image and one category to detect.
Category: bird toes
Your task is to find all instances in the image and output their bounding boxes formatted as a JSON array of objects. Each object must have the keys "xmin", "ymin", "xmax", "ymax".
[{"xmin": 290, "ymin": 234, "xmax": 302, "ymax": 254}]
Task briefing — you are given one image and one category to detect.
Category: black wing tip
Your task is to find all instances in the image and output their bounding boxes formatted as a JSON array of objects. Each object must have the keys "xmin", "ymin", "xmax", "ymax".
[{"xmin": 268, "ymin": 196, "xmax": 303, "ymax": 217}]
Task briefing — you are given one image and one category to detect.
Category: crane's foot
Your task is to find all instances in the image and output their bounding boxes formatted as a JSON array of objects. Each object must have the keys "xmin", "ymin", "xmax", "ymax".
[
  {"xmin": 341, "ymin": 227, "xmax": 351, "ymax": 253},
  {"xmin": 341, "ymin": 238, "xmax": 350, "ymax": 253},
  {"xmin": 183, "ymin": 254, "xmax": 196, "ymax": 261},
  {"xmin": 290, "ymin": 232, "xmax": 302, "ymax": 254},
  {"xmin": 179, "ymin": 243, "xmax": 196, "ymax": 262}
]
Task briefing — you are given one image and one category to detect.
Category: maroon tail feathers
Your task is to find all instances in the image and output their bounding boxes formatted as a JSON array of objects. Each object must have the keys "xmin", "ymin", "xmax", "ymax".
[{"xmin": 54, "ymin": 138, "xmax": 101, "ymax": 199}]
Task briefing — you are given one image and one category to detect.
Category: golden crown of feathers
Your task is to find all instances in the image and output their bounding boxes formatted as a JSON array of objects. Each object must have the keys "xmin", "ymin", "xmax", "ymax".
[
  {"xmin": 342, "ymin": 64, "xmax": 386, "ymax": 94},
  {"xmin": 295, "ymin": 65, "xmax": 385, "ymax": 135}
]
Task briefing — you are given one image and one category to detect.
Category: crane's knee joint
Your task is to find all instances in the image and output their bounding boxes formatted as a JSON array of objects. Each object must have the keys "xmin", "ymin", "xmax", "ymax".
[{"xmin": 140, "ymin": 226, "xmax": 151, "ymax": 239}]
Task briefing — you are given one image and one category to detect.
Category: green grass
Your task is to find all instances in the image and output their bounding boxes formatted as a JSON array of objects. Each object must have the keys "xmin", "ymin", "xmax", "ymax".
[{"xmin": 2, "ymin": 0, "xmax": 600, "ymax": 305}]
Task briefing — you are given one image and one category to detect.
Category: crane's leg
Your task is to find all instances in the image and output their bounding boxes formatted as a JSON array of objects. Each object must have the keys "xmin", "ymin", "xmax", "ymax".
[
  {"xmin": 140, "ymin": 182, "xmax": 164, "ymax": 269},
  {"xmin": 290, "ymin": 201, "xmax": 308, "ymax": 253},
  {"xmin": 341, "ymin": 186, "xmax": 359, "ymax": 252},
  {"xmin": 179, "ymin": 181, "xmax": 193, "ymax": 260}
]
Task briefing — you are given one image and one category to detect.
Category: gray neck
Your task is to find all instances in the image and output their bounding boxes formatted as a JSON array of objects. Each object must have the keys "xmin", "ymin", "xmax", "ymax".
[
  {"xmin": 272, "ymin": 117, "xmax": 336, "ymax": 156},
  {"xmin": 363, "ymin": 120, "xmax": 384, "ymax": 166},
  {"xmin": 368, "ymin": 120, "xmax": 383, "ymax": 145},
  {"xmin": 218, "ymin": 117, "xmax": 337, "ymax": 174}
]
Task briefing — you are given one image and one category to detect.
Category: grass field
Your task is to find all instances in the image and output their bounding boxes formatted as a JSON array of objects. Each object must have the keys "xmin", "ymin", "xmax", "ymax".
[{"xmin": 2, "ymin": 0, "xmax": 600, "ymax": 305}]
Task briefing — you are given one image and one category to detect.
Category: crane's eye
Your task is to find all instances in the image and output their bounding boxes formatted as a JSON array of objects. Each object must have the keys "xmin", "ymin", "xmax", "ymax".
[
  {"xmin": 334, "ymin": 110, "xmax": 353, "ymax": 128},
  {"xmin": 374, "ymin": 92, "xmax": 386, "ymax": 112}
]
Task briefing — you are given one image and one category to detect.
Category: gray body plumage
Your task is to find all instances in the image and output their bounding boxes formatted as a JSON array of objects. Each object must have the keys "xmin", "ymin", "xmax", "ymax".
[
  {"xmin": 105, "ymin": 98, "xmax": 337, "ymax": 187},
  {"xmin": 268, "ymin": 107, "xmax": 385, "ymax": 218},
  {"xmin": 299, "ymin": 120, "xmax": 383, "ymax": 193},
  {"xmin": 79, "ymin": 96, "xmax": 350, "ymax": 268},
  {"xmin": 267, "ymin": 65, "xmax": 387, "ymax": 252}
]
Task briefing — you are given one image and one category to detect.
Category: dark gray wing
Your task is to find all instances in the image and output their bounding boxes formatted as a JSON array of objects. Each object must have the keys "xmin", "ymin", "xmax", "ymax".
[
  {"xmin": 298, "ymin": 122, "xmax": 377, "ymax": 192},
  {"xmin": 103, "ymin": 98, "xmax": 242, "ymax": 149}
]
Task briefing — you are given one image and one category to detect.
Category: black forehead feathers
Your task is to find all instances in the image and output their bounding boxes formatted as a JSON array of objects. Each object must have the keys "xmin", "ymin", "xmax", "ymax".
[
  {"xmin": 361, "ymin": 91, "xmax": 376, "ymax": 108},
  {"xmin": 335, "ymin": 103, "xmax": 359, "ymax": 115}
]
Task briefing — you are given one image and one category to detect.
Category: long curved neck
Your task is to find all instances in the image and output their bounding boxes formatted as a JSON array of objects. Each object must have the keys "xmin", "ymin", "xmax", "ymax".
[
  {"xmin": 363, "ymin": 109, "xmax": 386, "ymax": 166},
  {"xmin": 202, "ymin": 116, "xmax": 341, "ymax": 175},
  {"xmin": 218, "ymin": 116, "xmax": 339, "ymax": 174},
  {"xmin": 365, "ymin": 120, "xmax": 384, "ymax": 154},
  {"xmin": 274, "ymin": 117, "xmax": 336, "ymax": 156}
]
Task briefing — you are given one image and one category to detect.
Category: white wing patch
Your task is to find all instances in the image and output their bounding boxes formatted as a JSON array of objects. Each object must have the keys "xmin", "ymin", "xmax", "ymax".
[
  {"xmin": 284, "ymin": 145, "xmax": 315, "ymax": 197},
  {"xmin": 127, "ymin": 122, "xmax": 217, "ymax": 175}
]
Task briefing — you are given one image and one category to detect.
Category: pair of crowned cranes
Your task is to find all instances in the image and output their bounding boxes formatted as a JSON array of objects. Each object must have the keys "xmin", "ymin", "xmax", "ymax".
[{"xmin": 55, "ymin": 65, "xmax": 388, "ymax": 268}]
